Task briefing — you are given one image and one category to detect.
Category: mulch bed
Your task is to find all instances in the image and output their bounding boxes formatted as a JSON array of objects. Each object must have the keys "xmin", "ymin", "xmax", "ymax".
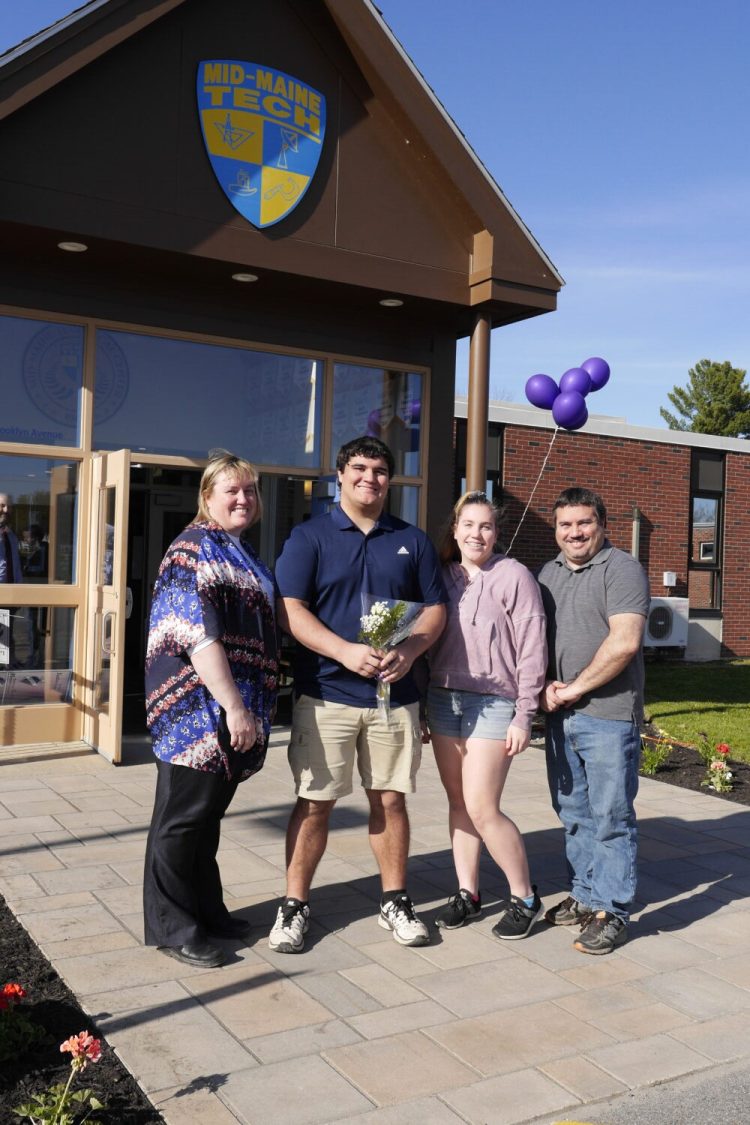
[
  {"xmin": 640, "ymin": 724, "xmax": 750, "ymax": 806},
  {"xmin": 0, "ymin": 896, "xmax": 163, "ymax": 1124}
]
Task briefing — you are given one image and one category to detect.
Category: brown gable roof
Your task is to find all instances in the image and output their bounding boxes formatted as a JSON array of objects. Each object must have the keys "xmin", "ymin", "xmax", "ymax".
[{"xmin": 0, "ymin": 0, "xmax": 562, "ymax": 329}]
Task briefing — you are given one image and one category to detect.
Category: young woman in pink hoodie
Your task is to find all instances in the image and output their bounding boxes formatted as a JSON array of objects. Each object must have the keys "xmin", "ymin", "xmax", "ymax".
[{"xmin": 427, "ymin": 491, "xmax": 548, "ymax": 940}]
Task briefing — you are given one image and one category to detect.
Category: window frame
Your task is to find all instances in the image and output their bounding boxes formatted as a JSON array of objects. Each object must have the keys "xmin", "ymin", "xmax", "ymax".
[{"xmin": 688, "ymin": 450, "xmax": 724, "ymax": 615}]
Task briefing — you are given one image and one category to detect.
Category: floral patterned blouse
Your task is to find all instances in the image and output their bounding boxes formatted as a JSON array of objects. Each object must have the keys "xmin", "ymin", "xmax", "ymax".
[{"xmin": 145, "ymin": 521, "xmax": 278, "ymax": 780}]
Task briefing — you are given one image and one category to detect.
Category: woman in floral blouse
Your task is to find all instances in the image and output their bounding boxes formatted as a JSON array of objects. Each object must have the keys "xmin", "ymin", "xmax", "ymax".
[{"xmin": 143, "ymin": 452, "xmax": 278, "ymax": 968}]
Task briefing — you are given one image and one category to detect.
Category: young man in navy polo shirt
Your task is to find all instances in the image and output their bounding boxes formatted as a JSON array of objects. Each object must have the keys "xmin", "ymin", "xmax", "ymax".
[{"xmin": 269, "ymin": 436, "xmax": 447, "ymax": 953}]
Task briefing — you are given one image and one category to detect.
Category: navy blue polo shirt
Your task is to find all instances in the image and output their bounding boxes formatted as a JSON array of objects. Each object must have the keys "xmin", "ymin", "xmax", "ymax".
[{"xmin": 275, "ymin": 504, "xmax": 446, "ymax": 706}]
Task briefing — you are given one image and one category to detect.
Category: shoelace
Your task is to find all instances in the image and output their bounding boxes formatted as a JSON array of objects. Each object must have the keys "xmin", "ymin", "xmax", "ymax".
[
  {"xmin": 581, "ymin": 912, "xmax": 626, "ymax": 940},
  {"xmin": 587, "ymin": 912, "xmax": 618, "ymax": 931},
  {"xmin": 388, "ymin": 897, "xmax": 416, "ymax": 922},
  {"xmin": 500, "ymin": 898, "xmax": 530, "ymax": 922},
  {"xmin": 281, "ymin": 903, "xmax": 304, "ymax": 926}
]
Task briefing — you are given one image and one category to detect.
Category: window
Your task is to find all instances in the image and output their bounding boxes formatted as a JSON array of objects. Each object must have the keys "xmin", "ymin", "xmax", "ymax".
[
  {"xmin": 0, "ymin": 606, "xmax": 75, "ymax": 705},
  {"xmin": 0, "ymin": 316, "xmax": 83, "ymax": 447},
  {"xmin": 331, "ymin": 364, "xmax": 423, "ymax": 478},
  {"xmin": 0, "ymin": 453, "xmax": 80, "ymax": 584},
  {"xmin": 94, "ymin": 331, "xmax": 323, "ymax": 467},
  {"xmin": 453, "ymin": 419, "xmax": 503, "ymax": 499},
  {"xmin": 688, "ymin": 451, "xmax": 723, "ymax": 611}
]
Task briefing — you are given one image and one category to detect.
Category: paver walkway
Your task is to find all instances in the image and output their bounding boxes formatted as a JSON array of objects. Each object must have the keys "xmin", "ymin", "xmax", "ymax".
[{"xmin": 1, "ymin": 730, "xmax": 750, "ymax": 1124}]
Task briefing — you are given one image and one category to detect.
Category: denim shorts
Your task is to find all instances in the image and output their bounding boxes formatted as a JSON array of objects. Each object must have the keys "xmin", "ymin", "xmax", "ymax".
[{"xmin": 426, "ymin": 686, "xmax": 515, "ymax": 741}]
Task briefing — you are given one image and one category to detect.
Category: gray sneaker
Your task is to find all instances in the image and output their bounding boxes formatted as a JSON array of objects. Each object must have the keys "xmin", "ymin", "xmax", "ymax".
[
  {"xmin": 574, "ymin": 910, "xmax": 628, "ymax": 955},
  {"xmin": 378, "ymin": 894, "xmax": 430, "ymax": 946},
  {"xmin": 544, "ymin": 894, "xmax": 593, "ymax": 927},
  {"xmin": 269, "ymin": 898, "xmax": 310, "ymax": 953}
]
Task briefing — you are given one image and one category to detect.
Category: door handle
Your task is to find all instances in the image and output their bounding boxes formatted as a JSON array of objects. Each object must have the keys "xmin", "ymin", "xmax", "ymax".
[{"xmin": 102, "ymin": 611, "xmax": 114, "ymax": 657}]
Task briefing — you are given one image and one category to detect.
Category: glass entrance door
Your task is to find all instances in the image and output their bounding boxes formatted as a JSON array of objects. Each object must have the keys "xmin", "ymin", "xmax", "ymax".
[
  {"xmin": 123, "ymin": 472, "xmax": 200, "ymax": 734},
  {"xmin": 83, "ymin": 449, "xmax": 130, "ymax": 762},
  {"xmin": 120, "ymin": 467, "xmax": 316, "ymax": 737}
]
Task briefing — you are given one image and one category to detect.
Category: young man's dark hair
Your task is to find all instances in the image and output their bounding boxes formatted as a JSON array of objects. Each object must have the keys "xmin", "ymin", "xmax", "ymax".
[
  {"xmin": 335, "ymin": 435, "xmax": 395, "ymax": 477},
  {"xmin": 552, "ymin": 487, "xmax": 607, "ymax": 527}
]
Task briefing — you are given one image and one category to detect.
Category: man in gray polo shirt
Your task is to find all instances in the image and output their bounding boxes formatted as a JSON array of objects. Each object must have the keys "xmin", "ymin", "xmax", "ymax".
[{"xmin": 537, "ymin": 486, "xmax": 650, "ymax": 954}]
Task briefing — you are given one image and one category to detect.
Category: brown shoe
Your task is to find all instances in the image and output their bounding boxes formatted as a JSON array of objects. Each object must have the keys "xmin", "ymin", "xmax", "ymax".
[
  {"xmin": 544, "ymin": 895, "xmax": 593, "ymax": 927},
  {"xmin": 574, "ymin": 911, "xmax": 628, "ymax": 955}
]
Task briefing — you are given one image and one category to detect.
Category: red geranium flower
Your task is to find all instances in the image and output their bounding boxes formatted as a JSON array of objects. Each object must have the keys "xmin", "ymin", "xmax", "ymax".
[
  {"xmin": 1, "ymin": 982, "xmax": 27, "ymax": 1006},
  {"xmin": 716, "ymin": 743, "xmax": 731, "ymax": 756},
  {"xmin": 60, "ymin": 1031, "xmax": 102, "ymax": 1069}
]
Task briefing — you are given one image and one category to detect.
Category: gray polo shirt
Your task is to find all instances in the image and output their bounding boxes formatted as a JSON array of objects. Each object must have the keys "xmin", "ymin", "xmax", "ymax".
[{"xmin": 536, "ymin": 541, "xmax": 650, "ymax": 723}]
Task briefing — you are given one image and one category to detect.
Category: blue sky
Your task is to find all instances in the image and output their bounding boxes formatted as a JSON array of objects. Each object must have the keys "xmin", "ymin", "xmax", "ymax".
[{"xmin": 3, "ymin": 1, "xmax": 749, "ymax": 428}]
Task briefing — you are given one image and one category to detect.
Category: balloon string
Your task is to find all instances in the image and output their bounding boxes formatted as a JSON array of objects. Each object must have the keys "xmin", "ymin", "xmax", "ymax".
[{"xmin": 505, "ymin": 427, "xmax": 559, "ymax": 557}]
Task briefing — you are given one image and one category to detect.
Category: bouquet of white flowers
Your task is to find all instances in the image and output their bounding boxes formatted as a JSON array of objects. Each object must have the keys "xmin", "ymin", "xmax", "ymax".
[{"xmin": 359, "ymin": 594, "xmax": 424, "ymax": 719}]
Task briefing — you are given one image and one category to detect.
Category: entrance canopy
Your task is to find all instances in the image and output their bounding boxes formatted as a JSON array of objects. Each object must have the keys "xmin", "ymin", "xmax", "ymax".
[{"xmin": 0, "ymin": 0, "xmax": 562, "ymax": 335}]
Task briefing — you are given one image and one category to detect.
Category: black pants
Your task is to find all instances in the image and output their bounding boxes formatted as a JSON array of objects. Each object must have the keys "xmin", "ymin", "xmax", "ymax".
[{"xmin": 143, "ymin": 758, "xmax": 240, "ymax": 947}]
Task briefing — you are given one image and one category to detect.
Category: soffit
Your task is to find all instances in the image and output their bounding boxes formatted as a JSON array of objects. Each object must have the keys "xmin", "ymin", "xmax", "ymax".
[{"xmin": 0, "ymin": 0, "xmax": 561, "ymax": 327}]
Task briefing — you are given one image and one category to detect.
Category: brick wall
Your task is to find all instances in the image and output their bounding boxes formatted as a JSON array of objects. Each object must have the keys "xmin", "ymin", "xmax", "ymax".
[
  {"xmin": 453, "ymin": 420, "xmax": 750, "ymax": 658},
  {"xmin": 501, "ymin": 426, "xmax": 692, "ymax": 597},
  {"xmin": 721, "ymin": 452, "xmax": 750, "ymax": 656}
]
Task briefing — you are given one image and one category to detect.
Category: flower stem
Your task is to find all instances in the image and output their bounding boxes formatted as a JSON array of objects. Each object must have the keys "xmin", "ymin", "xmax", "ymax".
[{"xmin": 51, "ymin": 1062, "xmax": 77, "ymax": 1125}]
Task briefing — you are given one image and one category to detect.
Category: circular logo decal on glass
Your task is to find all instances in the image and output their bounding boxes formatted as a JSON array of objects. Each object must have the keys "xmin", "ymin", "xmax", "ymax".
[{"xmin": 23, "ymin": 326, "xmax": 129, "ymax": 427}]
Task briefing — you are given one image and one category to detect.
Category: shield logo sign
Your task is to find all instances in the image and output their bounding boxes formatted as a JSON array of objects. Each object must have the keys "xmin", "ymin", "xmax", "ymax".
[{"xmin": 197, "ymin": 60, "xmax": 326, "ymax": 229}]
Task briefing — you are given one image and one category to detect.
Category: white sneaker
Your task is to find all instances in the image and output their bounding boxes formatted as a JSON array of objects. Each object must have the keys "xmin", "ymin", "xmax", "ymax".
[
  {"xmin": 268, "ymin": 899, "xmax": 310, "ymax": 953},
  {"xmin": 378, "ymin": 894, "xmax": 430, "ymax": 946}
]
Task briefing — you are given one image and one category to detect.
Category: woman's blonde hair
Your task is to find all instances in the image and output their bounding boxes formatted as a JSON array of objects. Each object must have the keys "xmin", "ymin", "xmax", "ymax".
[
  {"xmin": 437, "ymin": 490, "xmax": 503, "ymax": 564},
  {"xmin": 193, "ymin": 451, "xmax": 262, "ymax": 527}
]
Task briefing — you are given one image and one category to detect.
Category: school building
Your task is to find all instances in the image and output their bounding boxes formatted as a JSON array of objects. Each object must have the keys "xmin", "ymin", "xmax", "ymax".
[
  {"xmin": 0, "ymin": 0, "xmax": 562, "ymax": 760},
  {"xmin": 4, "ymin": 1, "xmax": 742, "ymax": 766}
]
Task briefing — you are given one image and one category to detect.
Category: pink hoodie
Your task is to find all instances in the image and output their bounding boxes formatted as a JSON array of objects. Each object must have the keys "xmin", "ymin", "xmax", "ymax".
[{"xmin": 428, "ymin": 554, "xmax": 547, "ymax": 731}]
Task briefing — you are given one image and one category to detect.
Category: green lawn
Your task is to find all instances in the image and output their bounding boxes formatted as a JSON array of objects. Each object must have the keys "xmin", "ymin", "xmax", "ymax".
[{"xmin": 644, "ymin": 659, "xmax": 750, "ymax": 763}]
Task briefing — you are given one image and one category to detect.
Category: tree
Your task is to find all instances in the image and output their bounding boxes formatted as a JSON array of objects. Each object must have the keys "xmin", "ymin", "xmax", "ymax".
[{"xmin": 660, "ymin": 359, "xmax": 750, "ymax": 437}]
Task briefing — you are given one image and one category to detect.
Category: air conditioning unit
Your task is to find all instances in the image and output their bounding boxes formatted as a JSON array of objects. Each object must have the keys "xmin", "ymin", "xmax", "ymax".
[{"xmin": 644, "ymin": 597, "xmax": 689, "ymax": 648}]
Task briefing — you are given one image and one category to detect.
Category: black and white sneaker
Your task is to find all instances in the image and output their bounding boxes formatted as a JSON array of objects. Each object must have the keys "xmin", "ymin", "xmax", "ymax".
[
  {"xmin": 435, "ymin": 889, "xmax": 482, "ymax": 929},
  {"xmin": 268, "ymin": 898, "xmax": 310, "ymax": 953},
  {"xmin": 378, "ymin": 894, "xmax": 430, "ymax": 946},
  {"xmin": 491, "ymin": 887, "xmax": 544, "ymax": 940}
]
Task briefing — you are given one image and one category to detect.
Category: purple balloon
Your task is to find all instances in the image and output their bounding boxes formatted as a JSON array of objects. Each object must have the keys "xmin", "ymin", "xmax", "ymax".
[
  {"xmin": 525, "ymin": 373, "xmax": 560, "ymax": 410},
  {"xmin": 559, "ymin": 367, "xmax": 592, "ymax": 396},
  {"xmin": 580, "ymin": 356, "xmax": 610, "ymax": 391},
  {"xmin": 552, "ymin": 390, "xmax": 588, "ymax": 431}
]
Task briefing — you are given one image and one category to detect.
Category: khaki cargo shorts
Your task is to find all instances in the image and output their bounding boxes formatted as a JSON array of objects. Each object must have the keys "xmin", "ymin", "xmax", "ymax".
[{"xmin": 288, "ymin": 694, "xmax": 422, "ymax": 799}]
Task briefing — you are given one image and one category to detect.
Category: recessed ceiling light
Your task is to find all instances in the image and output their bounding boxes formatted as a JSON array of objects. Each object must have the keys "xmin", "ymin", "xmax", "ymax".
[
  {"xmin": 379, "ymin": 297, "xmax": 404, "ymax": 307},
  {"xmin": 231, "ymin": 272, "xmax": 259, "ymax": 283},
  {"xmin": 57, "ymin": 241, "xmax": 88, "ymax": 253}
]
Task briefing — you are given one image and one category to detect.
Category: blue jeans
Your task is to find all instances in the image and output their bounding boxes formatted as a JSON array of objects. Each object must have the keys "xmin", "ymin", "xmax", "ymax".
[{"xmin": 545, "ymin": 711, "xmax": 640, "ymax": 922}]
